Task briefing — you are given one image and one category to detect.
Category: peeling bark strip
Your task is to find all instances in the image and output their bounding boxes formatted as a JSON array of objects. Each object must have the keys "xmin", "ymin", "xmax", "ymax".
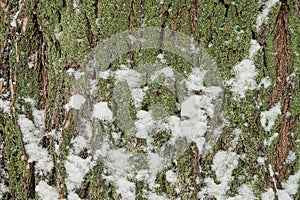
[
  {"xmin": 190, "ymin": 0, "xmax": 198, "ymax": 37},
  {"xmin": 38, "ymin": 37, "xmax": 47, "ymax": 110},
  {"xmin": 271, "ymin": 0, "xmax": 295, "ymax": 184}
]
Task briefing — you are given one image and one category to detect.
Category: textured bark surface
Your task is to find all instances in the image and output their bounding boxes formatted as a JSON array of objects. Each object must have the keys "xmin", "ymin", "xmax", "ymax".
[{"xmin": 0, "ymin": 0, "xmax": 299, "ymax": 199}]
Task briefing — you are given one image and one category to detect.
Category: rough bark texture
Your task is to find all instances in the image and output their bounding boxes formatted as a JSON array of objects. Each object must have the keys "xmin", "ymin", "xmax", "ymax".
[{"xmin": 0, "ymin": 0, "xmax": 299, "ymax": 199}]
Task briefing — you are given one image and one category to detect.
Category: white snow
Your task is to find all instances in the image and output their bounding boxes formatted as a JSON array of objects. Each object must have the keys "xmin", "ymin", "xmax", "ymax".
[
  {"xmin": 131, "ymin": 88, "xmax": 145, "ymax": 108},
  {"xmin": 74, "ymin": 71, "xmax": 85, "ymax": 80},
  {"xmin": 147, "ymin": 152, "xmax": 165, "ymax": 188},
  {"xmin": 180, "ymin": 95, "xmax": 209, "ymax": 136},
  {"xmin": 66, "ymin": 68, "xmax": 75, "ymax": 76},
  {"xmin": 10, "ymin": 0, "xmax": 23, "ymax": 27},
  {"xmin": 0, "ymin": 183, "xmax": 8, "ymax": 198},
  {"xmin": 0, "ymin": 99, "xmax": 11, "ymax": 114},
  {"xmin": 256, "ymin": 0, "xmax": 280, "ymax": 32},
  {"xmin": 261, "ymin": 188, "xmax": 275, "ymax": 200},
  {"xmin": 92, "ymin": 102, "xmax": 113, "ymax": 121},
  {"xmin": 249, "ymin": 39, "xmax": 261, "ymax": 59},
  {"xmin": 286, "ymin": 151, "xmax": 296, "ymax": 164},
  {"xmin": 65, "ymin": 155, "xmax": 93, "ymax": 191},
  {"xmin": 36, "ymin": 181, "xmax": 58, "ymax": 200},
  {"xmin": 260, "ymin": 103, "xmax": 281, "ymax": 131},
  {"xmin": 198, "ymin": 151, "xmax": 239, "ymax": 199},
  {"xmin": 257, "ymin": 156, "xmax": 266, "ymax": 165},
  {"xmin": 18, "ymin": 112, "xmax": 53, "ymax": 174},
  {"xmin": 54, "ymin": 28, "xmax": 63, "ymax": 40},
  {"xmin": 277, "ymin": 190, "xmax": 293, "ymax": 200},
  {"xmin": 230, "ymin": 128, "xmax": 242, "ymax": 147},
  {"xmin": 99, "ymin": 70, "xmax": 111, "ymax": 79},
  {"xmin": 73, "ymin": 0, "xmax": 80, "ymax": 12},
  {"xmin": 65, "ymin": 94, "xmax": 86, "ymax": 111},
  {"xmin": 157, "ymin": 53, "xmax": 166, "ymax": 63},
  {"xmin": 264, "ymin": 132, "xmax": 278, "ymax": 146},
  {"xmin": 128, "ymin": 34, "xmax": 136, "ymax": 45},
  {"xmin": 66, "ymin": 68, "xmax": 85, "ymax": 80},
  {"xmin": 227, "ymin": 0, "xmax": 279, "ymax": 99},
  {"xmin": 135, "ymin": 110, "xmax": 153, "ymax": 139},
  {"xmin": 166, "ymin": 170, "xmax": 177, "ymax": 184},
  {"xmin": 68, "ymin": 192, "xmax": 82, "ymax": 200},
  {"xmin": 148, "ymin": 193, "xmax": 169, "ymax": 200},
  {"xmin": 115, "ymin": 68, "xmax": 141, "ymax": 89},
  {"xmin": 227, "ymin": 59, "xmax": 258, "ymax": 99},
  {"xmin": 97, "ymin": 146, "xmax": 135, "ymax": 199},
  {"xmin": 212, "ymin": 151, "xmax": 239, "ymax": 183},
  {"xmin": 227, "ymin": 184, "xmax": 255, "ymax": 200},
  {"xmin": 282, "ymin": 170, "xmax": 300, "ymax": 196},
  {"xmin": 115, "ymin": 178, "xmax": 136, "ymax": 200},
  {"xmin": 150, "ymin": 67, "xmax": 175, "ymax": 82},
  {"xmin": 259, "ymin": 76, "xmax": 272, "ymax": 88},
  {"xmin": 185, "ymin": 68, "xmax": 206, "ymax": 92}
]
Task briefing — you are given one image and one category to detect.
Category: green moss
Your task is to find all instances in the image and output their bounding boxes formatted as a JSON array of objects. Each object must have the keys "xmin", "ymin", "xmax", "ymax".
[
  {"xmin": 97, "ymin": 0, "xmax": 130, "ymax": 39},
  {"xmin": 152, "ymin": 129, "xmax": 172, "ymax": 148},
  {"xmin": 143, "ymin": 0, "xmax": 173, "ymax": 27},
  {"xmin": 0, "ymin": 10, "xmax": 9, "ymax": 52},
  {"xmin": 142, "ymin": 83, "xmax": 178, "ymax": 116},
  {"xmin": 197, "ymin": 0, "xmax": 259, "ymax": 80},
  {"xmin": 77, "ymin": 161, "xmax": 120, "ymax": 199},
  {"xmin": 289, "ymin": 0, "xmax": 300, "ymax": 172},
  {"xmin": 97, "ymin": 77, "xmax": 115, "ymax": 102},
  {"xmin": 135, "ymin": 180, "xmax": 148, "ymax": 200},
  {"xmin": 155, "ymin": 166, "xmax": 176, "ymax": 197},
  {"xmin": 0, "ymin": 112, "xmax": 29, "ymax": 199},
  {"xmin": 175, "ymin": 142, "xmax": 200, "ymax": 199}
]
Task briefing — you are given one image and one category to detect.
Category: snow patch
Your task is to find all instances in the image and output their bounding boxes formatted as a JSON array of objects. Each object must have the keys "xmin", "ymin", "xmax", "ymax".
[
  {"xmin": 261, "ymin": 188, "xmax": 275, "ymax": 200},
  {"xmin": 0, "ymin": 183, "xmax": 8, "ymax": 198},
  {"xmin": 282, "ymin": 170, "xmax": 300, "ymax": 196},
  {"xmin": 0, "ymin": 99, "xmax": 11, "ymax": 115},
  {"xmin": 249, "ymin": 39, "xmax": 261, "ymax": 59},
  {"xmin": 10, "ymin": 0, "xmax": 23, "ymax": 27},
  {"xmin": 65, "ymin": 94, "xmax": 86, "ymax": 111},
  {"xmin": 256, "ymin": 0, "xmax": 280, "ymax": 32},
  {"xmin": 198, "ymin": 150, "xmax": 239, "ymax": 199},
  {"xmin": 115, "ymin": 68, "xmax": 141, "ymax": 89},
  {"xmin": 99, "ymin": 70, "xmax": 111, "ymax": 79},
  {"xmin": 36, "ymin": 181, "xmax": 58, "ymax": 200},
  {"xmin": 65, "ymin": 155, "xmax": 93, "ymax": 191},
  {"xmin": 135, "ymin": 110, "xmax": 153, "ymax": 139},
  {"xmin": 277, "ymin": 190, "xmax": 293, "ymax": 200},
  {"xmin": 166, "ymin": 170, "xmax": 177, "ymax": 184},
  {"xmin": 286, "ymin": 151, "xmax": 296, "ymax": 164},
  {"xmin": 260, "ymin": 103, "xmax": 281, "ymax": 131},
  {"xmin": 150, "ymin": 67, "xmax": 175, "ymax": 82},
  {"xmin": 227, "ymin": 59, "xmax": 258, "ymax": 98},
  {"xmin": 18, "ymin": 114, "xmax": 53, "ymax": 174},
  {"xmin": 93, "ymin": 102, "xmax": 113, "ymax": 121},
  {"xmin": 227, "ymin": 184, "xmax": 255, "ymax": 200},
  {"xmin": 259, "ymin": 76, "xmax": 272, "ymax": 88}
]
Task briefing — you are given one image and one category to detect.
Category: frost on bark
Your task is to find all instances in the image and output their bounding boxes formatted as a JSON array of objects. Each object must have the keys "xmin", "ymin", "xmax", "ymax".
[{"xmin": 0, "ymin": 0, "xmax": 299, "ymax": 199}]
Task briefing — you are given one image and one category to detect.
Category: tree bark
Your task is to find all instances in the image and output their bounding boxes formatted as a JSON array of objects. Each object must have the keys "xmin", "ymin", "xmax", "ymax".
[{"xmin": 0, "ymin": 0, "xmax": 299, "ymax": 199}]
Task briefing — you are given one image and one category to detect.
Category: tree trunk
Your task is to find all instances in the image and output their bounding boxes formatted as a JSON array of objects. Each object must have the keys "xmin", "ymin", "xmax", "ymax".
[{"xmin": 0, "ymin": 0, "xmax": 299, "ymax": 199}]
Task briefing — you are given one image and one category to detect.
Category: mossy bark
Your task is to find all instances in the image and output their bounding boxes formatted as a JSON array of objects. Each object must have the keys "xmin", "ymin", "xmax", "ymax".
[{"xmin": 0, "ymin": 0, "xmax": 299, "ymax": 199}]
